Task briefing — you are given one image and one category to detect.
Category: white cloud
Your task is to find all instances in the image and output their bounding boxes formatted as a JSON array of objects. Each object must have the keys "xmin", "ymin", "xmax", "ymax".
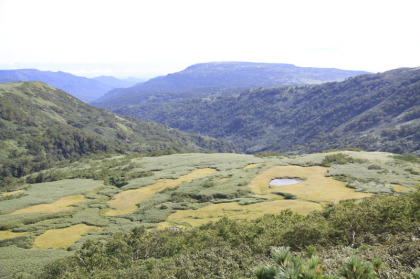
[{"xmin": 0, "ymin": 0, "xmax": 419, "ymax": 76}]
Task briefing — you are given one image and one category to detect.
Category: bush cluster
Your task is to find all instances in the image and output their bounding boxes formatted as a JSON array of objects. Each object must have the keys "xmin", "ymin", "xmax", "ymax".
[{"xmin": 321, "ymin": 153, "xmax": 356, "ymax": 167}]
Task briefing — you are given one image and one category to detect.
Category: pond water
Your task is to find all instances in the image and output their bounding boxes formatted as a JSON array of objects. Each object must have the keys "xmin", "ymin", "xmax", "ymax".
[{"xmin": 269, "ymin": 178, "xmax": 302, "ymax": 186}]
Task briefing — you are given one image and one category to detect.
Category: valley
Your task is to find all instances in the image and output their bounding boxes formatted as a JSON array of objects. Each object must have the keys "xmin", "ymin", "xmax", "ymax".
[
  {"xmin": 107, "ymin": 67, "xmax": 420, "ymax": 155},
  {"xmin": 0, "ymin": 63, "xmax": 419, "ymax": 278}
]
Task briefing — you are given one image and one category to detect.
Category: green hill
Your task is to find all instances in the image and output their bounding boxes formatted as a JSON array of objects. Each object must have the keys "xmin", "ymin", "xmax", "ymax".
[
  {"xmin": 93, "ymin": 62, "xmax": 368, "ymax": 107},
  {"xmin": 0, "ymin": 69, "xmax": 141, "ymax": 102},
  {"xmin": 0, "ymin": 82, "xmax": 235, "ymax": 189},
  {"xmin": 111, "ymin": 67, "xmax": 420, "ymax": 155}
]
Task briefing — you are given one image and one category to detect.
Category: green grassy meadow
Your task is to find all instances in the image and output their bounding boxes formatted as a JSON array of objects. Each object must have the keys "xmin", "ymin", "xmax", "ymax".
[{"xmin": 0, "ymin": 151, "xmax": 419, "ymax": 277}]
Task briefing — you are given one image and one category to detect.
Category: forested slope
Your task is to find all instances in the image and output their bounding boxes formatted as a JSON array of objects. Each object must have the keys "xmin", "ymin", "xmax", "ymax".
[
  {"xmin": 0, "ymin": 82, "xmax": 235, "ymax": 189},
  {"xmin": 113, "ymin": 67, "xmax": 420, "ymax": 155}
]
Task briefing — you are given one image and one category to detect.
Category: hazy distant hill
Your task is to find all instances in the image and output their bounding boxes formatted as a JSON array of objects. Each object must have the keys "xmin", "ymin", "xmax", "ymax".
[
  {"xmin": 113, "ymin": 67, "xmax": 420, "ymax": 155},
  {"xmin": 0, "ymin": 81, "xmax": 235, "ymax": 186},
  {"xmin": 91, "ymin": 75, "xmax": 145, "ymax": 89},
  {"xmin": 0, "ymin": 69, "xmax": 140, "ymax": 102},
  {"xmin": 93, "ymin": 62, "xmax": 369, "ymax": 108}
]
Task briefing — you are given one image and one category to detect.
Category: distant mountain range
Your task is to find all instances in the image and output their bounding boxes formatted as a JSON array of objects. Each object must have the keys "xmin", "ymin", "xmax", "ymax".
[
  {"xmin": 110, "ymin": 67, "xmax": 420, "ymax": 155},
  {"xmin": 0, "ymin": 69, "xmax": 144, "ymax": 102},
  {"xmin": 93, "ymin": 62, "xmax": 369, "ymax": 108},
  {"xmin": 0, "ymin": 81, "xmax": 235, "ymax": 185},
  {"xmin": 1, "ymin": 63, "xmax": 417, "ymax": 158}
]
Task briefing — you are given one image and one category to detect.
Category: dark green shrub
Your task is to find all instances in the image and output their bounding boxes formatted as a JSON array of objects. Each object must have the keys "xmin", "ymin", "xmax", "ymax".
[
  {"xmin": 393, "ymin": 154, "xmax": 420, "ymax": 163},
  {"xmin": 272, "ymin": 192, "xmax": 297, "ymax": 199},
  {"xmin": 410, "ymin": 269, "xmax": 420, "ymax": 279},
  {"xmin": 322, "ymin": 148, "xmax": 365, "ymax": 153},
  {"xmin": 255, "ymin": 265, "xmax": 277, "ymax": 279},
  {"xmin": 254, "ymin": 151, "xmax": 284, "ymax": 157},
  {"xmin": 368, "ymin": 164, "xmax": 382, "ymax": 170},
  {"xmin": 405, "ymin": 168, "xmax": 420, "ymax": 175},
  {"xmin": 202, "ymin": 181, "xmax": 216, "ymax": 188},
  {"xmin": 339, "ymin": 256, "xmax": 378, "ymax": 278},
  {"xmin": 0, "ymin": 235, "xmax": 33, "ymax": 249},
  {"xmin": 322, "ymin": 153, "xmax": 355, "ymax": 167},
  {"xmin": 256, "ymin": 247, "xmax": 324, "ymax": 279}
]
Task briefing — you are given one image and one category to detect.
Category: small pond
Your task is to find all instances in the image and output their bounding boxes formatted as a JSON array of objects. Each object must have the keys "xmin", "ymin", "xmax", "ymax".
[{"xmin": 269, "ymin": 178, "xmax": 302, "ymax": 186}]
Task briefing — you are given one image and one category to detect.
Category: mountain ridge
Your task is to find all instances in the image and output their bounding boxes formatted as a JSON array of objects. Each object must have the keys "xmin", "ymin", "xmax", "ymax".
[
  {"xmin": 93, "ymin": 61, "xmax": 369, "ymax": 107},
  {"xmin": 0, "ymin": 69, "xmax": 141, "ymax": 102},
  {"xmin": 109, "ymin": 67, "xmax": 420, "ymax": 155}
]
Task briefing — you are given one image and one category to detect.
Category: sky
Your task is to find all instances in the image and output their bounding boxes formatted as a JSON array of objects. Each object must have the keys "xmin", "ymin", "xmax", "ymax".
[{"xmin": 0, "ymin": 0, "xmax": 419, "ymax": 78}]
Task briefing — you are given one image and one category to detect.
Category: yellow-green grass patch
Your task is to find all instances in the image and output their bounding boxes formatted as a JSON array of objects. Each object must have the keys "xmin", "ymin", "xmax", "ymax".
[
  {"xmin": 243, "ymin": 163, "xmax": 261, "ymax": 169},
  {"xmin": 248, "ymin": 165, "xmax": 372, "ymax": 203},
  {"xmin": 158, "ymin": 165, "xmax": 372, "ymax": 229},
  {"xmin": 0, "ymin": 179, "xmax": 104, "ymax": 214},
  {"xmin": 219, "ymin": 177, "xmax": 230, "ymax": 182},
  {"xmin": 1, "ymin": 190, "xmax": 24, "ymax": 197},
  {"xmin": 393, "ymin": 184, "xmax": 409, "ymax": 192},
  {"xmin": 32, "ymin": 224, "xmax": 102, "ymax": 250},
  {"xmin": 158, "ymin": 199, "xmax": 322, "ymax": 228},
  {"xmin": 105, "ymin": 168, "xmax": 217, "ymax": 216},
  {"xmin": 9, "ymin": 195, "xmax": 87, "ymax": 215},
  {"xmin": 0, "ymin": 230, "xmax": 28, "ymax": 240}
]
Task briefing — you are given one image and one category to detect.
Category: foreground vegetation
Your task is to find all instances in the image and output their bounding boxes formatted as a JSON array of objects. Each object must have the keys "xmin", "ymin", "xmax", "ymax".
[
  {"xmin": 0, "ymin": 151, "xmax": 419, "ymax": 277},
  {"xmin": 41, "ymin": 185, "xmax": 420, "ymax": 278}
]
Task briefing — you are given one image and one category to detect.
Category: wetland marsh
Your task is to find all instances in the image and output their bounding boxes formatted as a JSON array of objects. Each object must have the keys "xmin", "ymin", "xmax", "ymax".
[{"xmin": 0, "ymin": 151, "xmax": 419, "ymax": 276}]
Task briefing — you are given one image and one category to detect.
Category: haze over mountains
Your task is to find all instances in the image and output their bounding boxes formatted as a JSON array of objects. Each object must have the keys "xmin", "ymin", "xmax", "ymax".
[
  {"xmin": 93, "ymin": 62, "xmax": 369, "ymax": 108},
  {"xmin": 0, "ymin": 69, "xmax": 143, "ymax": 102}
]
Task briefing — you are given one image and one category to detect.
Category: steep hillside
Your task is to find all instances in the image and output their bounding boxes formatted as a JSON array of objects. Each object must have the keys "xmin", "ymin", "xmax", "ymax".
[
  {"xmin": 0, "ymin": 69, "xmax": 139, "ymax": 102},
  {"xmin": 0, "ymin": 82, "xmax": 235, "ymax": 189},
  {"xmin": 113, "ymin": 67, "xmax": 420, "ymax": 155},
  {"xmin": 93, "ymin": 62, "xmax": 368, "ymax": 108}
]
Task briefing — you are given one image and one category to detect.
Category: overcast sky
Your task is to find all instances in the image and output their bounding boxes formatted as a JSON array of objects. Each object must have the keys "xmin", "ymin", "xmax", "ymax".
[{"xmin": 0, "ymin": 0, "xmax": 419, "ymax": 78}]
